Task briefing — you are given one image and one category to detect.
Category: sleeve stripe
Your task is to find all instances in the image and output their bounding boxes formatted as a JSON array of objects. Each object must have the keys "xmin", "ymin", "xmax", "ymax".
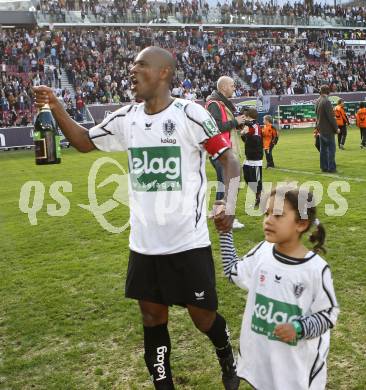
[
  {"xmin": 100, "ymin": 126, "xmax": 113, "ymax": 135},
  {"xmin": 246, "ymin": 241, "xmax": 265, "ymax": 258},
  {"xmin": 211, "ymin": 146, "xmax": 230, "ymax": 160},
  {"xmin": 100, "ymin": 112, "xmax": 128, "ymax": 128},
  {"xmin": 310, "ymin": 361, "xmax": 325, "ymax": 386},
  {"xmin": 299, "ymin": 310, "xmax": 333, "ymax": 339},
  {"xmin": 89, "ymin": 132, "xmax": 111, "ymax": 140},
  {"xmin": 87, "ymin": 131, "xmax": 98, "ymax": 148},
  {"xmin": 194, "ymin": 150, "xmax": 205, "ymax": 228},
  {"xmin": 91, "ymin": 112, "xmax": 128, "ymax": 137},
  {"xmin": 219, "ymin": 232, "xmax": 240, "ymax": 282},
  {"xmin": 184, "ymin": 104, "xmax": 214, "ymax": 138},
  {"xmin": 318, "ymin": 311, "xmax": 334, "ymax": 328},
  {"xmin": 309, "ymin": 337, "xmax": 322, "ymax": 386},
  {"xmin": 321, "ymin": 265, "xmax": 336, "ymax": 307}
]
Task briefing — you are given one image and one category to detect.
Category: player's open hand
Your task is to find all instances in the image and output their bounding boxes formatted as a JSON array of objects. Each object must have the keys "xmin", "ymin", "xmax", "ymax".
[
  {"xmin": 33, "ymin": 85, "xmax": 58, "ymax": 110},
  {"xmin": 273, "ymin": 323, "xmax": 297, "ymax": 343}
]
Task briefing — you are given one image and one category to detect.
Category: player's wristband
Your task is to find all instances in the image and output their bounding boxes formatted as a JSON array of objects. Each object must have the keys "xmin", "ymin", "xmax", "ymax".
[{"xmin": 292, "ymin": 320, "xmax": 303, "ymax": 339}]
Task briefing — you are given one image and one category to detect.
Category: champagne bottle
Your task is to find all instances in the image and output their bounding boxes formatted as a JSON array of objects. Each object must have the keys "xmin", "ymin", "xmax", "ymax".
[{"xmin": 33, "ymin": 104, "xmax": 61, "ymax": 165}]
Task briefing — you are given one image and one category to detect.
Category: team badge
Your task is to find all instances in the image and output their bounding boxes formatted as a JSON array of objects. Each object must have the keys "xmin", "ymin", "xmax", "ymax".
[
  {"xmin": 294, "ymin": 282, "xmax": 305, "ymax": 298},
  {"xmin": 259, "ymin": 270, "xmax": 267, "ymax": 285},
  {"xmin": 163, "ymin": 120, "xmax": 176, "ymax": 137}
]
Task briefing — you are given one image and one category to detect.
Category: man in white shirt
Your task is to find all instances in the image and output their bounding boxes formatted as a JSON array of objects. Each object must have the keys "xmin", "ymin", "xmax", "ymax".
[{"xmin": 34, "ymin": 47, "xmax": 241, "ymax": 390}]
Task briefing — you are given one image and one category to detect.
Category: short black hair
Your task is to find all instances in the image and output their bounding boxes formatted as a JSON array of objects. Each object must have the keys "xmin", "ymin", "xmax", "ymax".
[
  {"xmin": 244, "ymin": 108, "xmax": 258, "ymax": 120},
  {"xmin": 320, "ymin": 85, "xmax": 330, "ymax": 95}
]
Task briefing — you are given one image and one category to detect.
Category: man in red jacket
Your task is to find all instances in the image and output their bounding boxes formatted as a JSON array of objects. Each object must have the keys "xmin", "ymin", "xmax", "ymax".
[{"xmin": 206, "ymin": 76, "xmax": 246, "ymax": 229}]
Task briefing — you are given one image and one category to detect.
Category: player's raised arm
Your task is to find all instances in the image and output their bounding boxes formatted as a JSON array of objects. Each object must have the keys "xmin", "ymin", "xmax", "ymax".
[{"xmin": 33, "ymin": 85, "xmax": 95, "ymax": 153}]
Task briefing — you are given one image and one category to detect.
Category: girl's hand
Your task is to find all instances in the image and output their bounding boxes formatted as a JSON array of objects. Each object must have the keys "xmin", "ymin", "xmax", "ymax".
[
  {"xmin": 209, "ymin": 200, "xmax": 226, "ymax": 219},
  {"xmin": 273, "ymin": 323, "xmax": 297, "ymax": 343},
  {"xmin": 209, "ymin": 200, "xmax": 228, "ymax": 233}
]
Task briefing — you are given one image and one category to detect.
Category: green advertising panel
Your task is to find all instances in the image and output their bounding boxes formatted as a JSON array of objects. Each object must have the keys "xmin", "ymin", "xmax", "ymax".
[{"xmin": 279, "ymin": 101, "xmax": 363, "ymax": 122}]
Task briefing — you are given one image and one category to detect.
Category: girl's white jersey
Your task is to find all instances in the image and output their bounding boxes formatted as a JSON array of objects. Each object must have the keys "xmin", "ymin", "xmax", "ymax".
[
  {"xmin": 88, "ymin": 99, "xmax": 224, "ymax": 255},
  {"xmin": 232, "ymin": 241, "xmax": 339, "ymax": 390}
]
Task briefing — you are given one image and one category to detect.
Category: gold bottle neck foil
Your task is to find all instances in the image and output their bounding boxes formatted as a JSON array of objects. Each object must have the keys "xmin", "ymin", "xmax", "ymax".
[{"xmin": 40, "ymin": 103, "xmax": 51, "ymax": 111}]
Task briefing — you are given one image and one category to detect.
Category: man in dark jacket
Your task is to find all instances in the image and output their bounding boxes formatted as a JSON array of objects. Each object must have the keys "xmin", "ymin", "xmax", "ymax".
[
  {"xmin": 315, "ymin": 85, "xmax": 340, "ymax": 173},
  {"xmin": 206, "ymin": 76, "xmax": 246, "ymax": 228}
]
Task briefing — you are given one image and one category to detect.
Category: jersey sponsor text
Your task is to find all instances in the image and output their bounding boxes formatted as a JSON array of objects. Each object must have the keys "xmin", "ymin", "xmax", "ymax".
[{"xmin": 128, "ymin": 146, "xmax": 182, "ymax": 192}]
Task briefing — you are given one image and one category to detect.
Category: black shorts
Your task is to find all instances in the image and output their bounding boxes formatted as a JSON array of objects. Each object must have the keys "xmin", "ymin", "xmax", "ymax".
[
  {"xmin": 243, "ymin": 164, "xmax": 263, "ymax": 193},
  {"xmin": 125, "ymin": 246, "xmax": 218, "ymax": 310}
]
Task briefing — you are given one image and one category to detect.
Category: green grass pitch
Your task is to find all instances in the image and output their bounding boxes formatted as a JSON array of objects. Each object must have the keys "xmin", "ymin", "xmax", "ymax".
[{"xmin": 0, "ymin": 127, "xmax": 365, "ymax": 389}]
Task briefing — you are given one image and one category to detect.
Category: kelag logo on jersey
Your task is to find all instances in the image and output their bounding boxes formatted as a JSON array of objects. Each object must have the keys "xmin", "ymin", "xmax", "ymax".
[
  {"xmin": 251, "ymin": 293, "xmax": 302, "ymax": 346},
  {"xmin": 128, "ymin": 146, "xmax": 182, "ymax": 192}
]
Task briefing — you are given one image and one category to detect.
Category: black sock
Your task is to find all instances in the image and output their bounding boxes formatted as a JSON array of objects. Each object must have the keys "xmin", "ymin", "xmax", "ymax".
[
  {"xmin": 205, "ymin": 313, "xmax": 233, "ymax": 359},
  {"xmin": 143, "ymin": 323, "xmax": 175, "ymax": 390}
]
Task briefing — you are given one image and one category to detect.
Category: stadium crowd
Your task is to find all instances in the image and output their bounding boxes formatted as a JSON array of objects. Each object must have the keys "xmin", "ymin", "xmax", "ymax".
[
  {"xmin": 223, "ymin": 1, "xmax": 366, "ymax": 27},
  {"xmin": 34, "ymin": 0, "xmax": 366, "ymax": 26},
  {"xmin": 1, "ymin": 27, "xmax": 366, "ymax": 127},
  {"xmin": 36, "ymin": 0, "xmax": 203, "ymax": 24}
]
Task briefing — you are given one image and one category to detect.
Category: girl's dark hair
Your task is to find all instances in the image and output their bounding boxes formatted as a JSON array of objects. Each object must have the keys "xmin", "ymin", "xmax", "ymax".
[{"xmin": 269, "ymin": 186, "xmax": 326, "ymax": 254}]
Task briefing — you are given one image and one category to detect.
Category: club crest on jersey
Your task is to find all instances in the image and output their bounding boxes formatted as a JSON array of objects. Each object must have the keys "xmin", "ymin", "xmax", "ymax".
[
  {"xmin": 161, "ymin": 120, "xmax": 177, "ymax": 144},
  {"xmin": 163, "ymin": 120, "xmax": 176, "ymax": 137},
  {"xmin": 293, "ymin": 283, "xmax": 305, "ymax": 298},
  {"xmin": 259, "ymin": 270, "xmax": 267, "ymax": 285}
]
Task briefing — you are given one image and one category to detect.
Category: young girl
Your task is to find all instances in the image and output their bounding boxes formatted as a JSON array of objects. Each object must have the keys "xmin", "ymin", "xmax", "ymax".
[
  {"xmin": 214, "ymin": 185, "xmax": 339, "ymax": 390},
  {"xmin": 262, "ymin": 115, "xmax": 278, "ymax": 168}
]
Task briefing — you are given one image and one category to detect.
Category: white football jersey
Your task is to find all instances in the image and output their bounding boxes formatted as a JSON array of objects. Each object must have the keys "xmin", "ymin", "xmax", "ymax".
[
  {"xmin": 232, "ymin": 241, "xmax": 339, "ymax": 390},
  {"xmin": 88, "ymin": 99, "xmax": 222, "ymax": 254}
]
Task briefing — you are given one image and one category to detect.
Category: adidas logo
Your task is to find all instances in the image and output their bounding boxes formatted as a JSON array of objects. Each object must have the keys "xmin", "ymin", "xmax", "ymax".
[{"xmin": 195, "ymin": 291, "xmax": 205, "ymax": 300}]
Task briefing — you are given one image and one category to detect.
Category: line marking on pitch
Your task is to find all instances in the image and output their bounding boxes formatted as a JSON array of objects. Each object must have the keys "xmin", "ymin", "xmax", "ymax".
[{"xmin": 275, "ymin": 168, "xmax": 366, "ymax": 183}]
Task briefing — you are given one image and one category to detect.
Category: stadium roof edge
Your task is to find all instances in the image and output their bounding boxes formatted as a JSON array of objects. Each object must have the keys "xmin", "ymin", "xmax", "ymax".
[
  {"xmin": 36, "ymin": 22, "xmax": 366, "ymax": 31},
  {"xmin": 0, "ymin": 10, "xmax": 36, "ymax": 25}
]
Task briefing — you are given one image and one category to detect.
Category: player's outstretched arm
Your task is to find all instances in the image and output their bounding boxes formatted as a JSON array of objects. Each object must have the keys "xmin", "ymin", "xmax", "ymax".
[{"xmin": 33, "ymin": 85, "xmax": 95, "ymax": 153}]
